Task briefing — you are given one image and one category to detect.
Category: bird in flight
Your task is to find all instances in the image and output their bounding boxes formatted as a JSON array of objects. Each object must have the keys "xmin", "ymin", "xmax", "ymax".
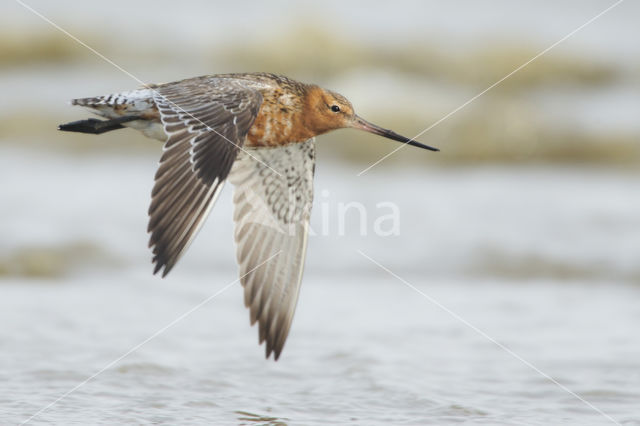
[{"xmin": 59, "ymin": 73, "xmax": 438, "ymax": 360}]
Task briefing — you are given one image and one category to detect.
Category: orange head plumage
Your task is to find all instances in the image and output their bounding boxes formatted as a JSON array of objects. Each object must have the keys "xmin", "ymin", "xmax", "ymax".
[{"xmin": 302, "ymin": 86, "xmax": 439, "ymax": 151}]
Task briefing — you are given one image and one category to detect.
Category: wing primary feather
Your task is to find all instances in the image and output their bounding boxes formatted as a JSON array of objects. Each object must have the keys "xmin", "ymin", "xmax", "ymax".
[
  {"xmin": 229, "ymin": 139, "xmax": 315, "ymax": 360},
  {"xmin": 148, "ymin": 77, "xmax": 262, "ymax": 276}
]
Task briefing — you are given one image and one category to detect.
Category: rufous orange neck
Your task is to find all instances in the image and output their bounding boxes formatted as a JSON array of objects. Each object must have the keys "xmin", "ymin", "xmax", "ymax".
[{"xmin": 246, "ymin": 85, "xmax": 322, "ymax": 147}]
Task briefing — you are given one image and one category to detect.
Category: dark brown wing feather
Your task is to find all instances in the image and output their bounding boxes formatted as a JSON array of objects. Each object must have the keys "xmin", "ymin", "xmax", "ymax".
[{"xmin": 148, "ymin": 77, "xmax": 263, "ymax": 276}]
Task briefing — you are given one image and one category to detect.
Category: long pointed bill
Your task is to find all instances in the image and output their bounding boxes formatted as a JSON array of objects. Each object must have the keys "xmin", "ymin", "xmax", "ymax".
[{"xmin": 351, "ymin": 115, "xmax": 439, "ymax": 152}]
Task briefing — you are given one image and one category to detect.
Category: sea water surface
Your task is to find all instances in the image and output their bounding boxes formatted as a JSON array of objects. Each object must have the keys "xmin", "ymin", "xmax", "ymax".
[{"xmin": 1, "ymin": 148, "xmax": 640, "ymax": 425}]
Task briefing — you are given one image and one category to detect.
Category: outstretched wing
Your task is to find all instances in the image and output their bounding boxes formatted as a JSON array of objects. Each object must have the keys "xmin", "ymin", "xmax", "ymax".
[
  {"xmin": 228, "ymin": 139, "xmax": 315, "ymax": 360},
  {"xmin": 149, "ymin": 77, "xmax": 263, "ymax": 276}
]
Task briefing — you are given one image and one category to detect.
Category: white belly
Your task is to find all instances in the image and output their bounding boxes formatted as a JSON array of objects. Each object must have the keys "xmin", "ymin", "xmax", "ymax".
[{"xmin": 123, "ymin": 120, "xmax": 166, "ymax": 142}]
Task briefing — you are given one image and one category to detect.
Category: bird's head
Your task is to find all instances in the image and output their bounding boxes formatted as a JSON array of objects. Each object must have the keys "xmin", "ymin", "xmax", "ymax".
[{"xmin": 303, "ymin": 86, "xmax": 439, "ymax": 152}]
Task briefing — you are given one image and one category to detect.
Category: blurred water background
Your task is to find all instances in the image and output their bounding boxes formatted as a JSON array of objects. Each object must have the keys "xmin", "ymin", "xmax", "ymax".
[{"xmin": 2, "ymin": 1, "xmax": 639, "ymax": 424}]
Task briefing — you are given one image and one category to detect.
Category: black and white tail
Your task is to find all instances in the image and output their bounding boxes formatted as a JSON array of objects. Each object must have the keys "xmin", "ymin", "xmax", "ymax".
[{"xmin": 59, "ymin": 88, "xmax": 166, "ymax": 140}]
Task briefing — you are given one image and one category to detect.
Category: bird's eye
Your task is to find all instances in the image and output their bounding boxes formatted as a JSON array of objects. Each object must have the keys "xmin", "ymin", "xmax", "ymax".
[{"xmin": 331, "ymin": 105, "xmax": 341, "ymax": 113}]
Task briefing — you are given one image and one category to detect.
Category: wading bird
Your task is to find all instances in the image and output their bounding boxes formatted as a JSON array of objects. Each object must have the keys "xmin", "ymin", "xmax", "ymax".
[{"xmin": 59, "ymin": 73, "xmax": 438, "ymax": 360}]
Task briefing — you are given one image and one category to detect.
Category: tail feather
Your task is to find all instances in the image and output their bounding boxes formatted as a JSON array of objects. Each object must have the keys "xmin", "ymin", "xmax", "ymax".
[
  {"xmin": 71, "ymin": 88, "xmax": 154, "ymax": 109},
  {"xmin": 71, "ymin": 97, "xmax": 106, "ymax": 107},
  {"xmin": 58, "ymin": 116, "xmax": 140, "ymax": 135}
]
